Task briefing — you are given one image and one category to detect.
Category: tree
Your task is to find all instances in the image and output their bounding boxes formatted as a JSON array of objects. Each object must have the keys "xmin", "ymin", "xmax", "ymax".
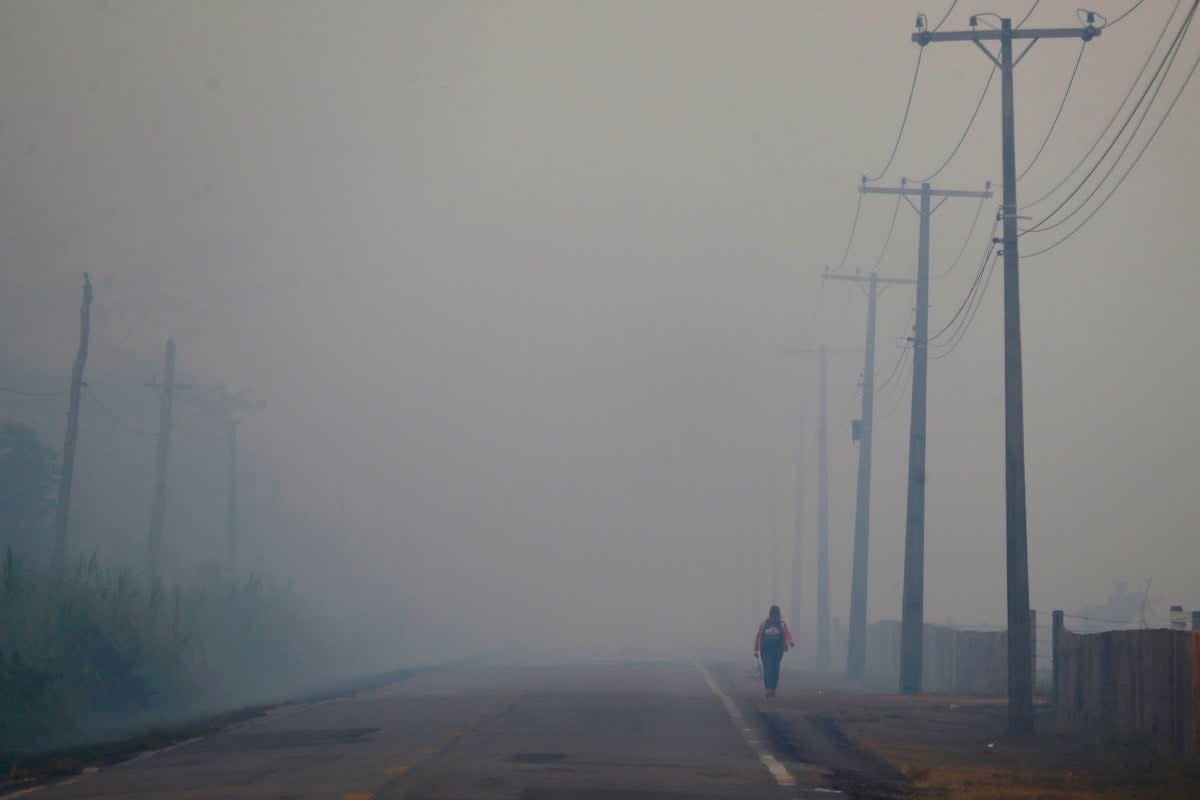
[{"xmin": 0, "ymin": 423, "xmax": 59, "ymax": 559}]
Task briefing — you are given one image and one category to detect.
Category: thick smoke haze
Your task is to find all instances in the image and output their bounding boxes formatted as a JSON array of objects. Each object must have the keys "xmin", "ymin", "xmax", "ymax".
[{"xmin": 1, "ymin": 1, "xmax": 1198, "ymax": 667}]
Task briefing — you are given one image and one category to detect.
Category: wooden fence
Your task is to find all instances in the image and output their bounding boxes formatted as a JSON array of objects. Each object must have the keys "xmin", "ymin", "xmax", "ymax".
[
  {"xmin": 859, "ymin": 612, "xmax": 1200, "ymax": 754},
  {"xmin": 1053, "ymin": 613, "xmax": 1200, "ymax": 755},
  {"xmin": 863, "ymin": 619, "xmax": 1017, "ymax": 695}
]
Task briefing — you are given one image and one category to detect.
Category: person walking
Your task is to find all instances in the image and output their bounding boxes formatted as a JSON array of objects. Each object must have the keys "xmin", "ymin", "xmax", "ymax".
[{"xmin": 753, "ymin": 605, "xmax": 794, "ymax": 697}]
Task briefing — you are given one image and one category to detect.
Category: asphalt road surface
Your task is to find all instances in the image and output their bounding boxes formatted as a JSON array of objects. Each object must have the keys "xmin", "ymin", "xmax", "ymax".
[{"xmin": 19, "ymin": 660, "xmax": 850, "ymax": 800}]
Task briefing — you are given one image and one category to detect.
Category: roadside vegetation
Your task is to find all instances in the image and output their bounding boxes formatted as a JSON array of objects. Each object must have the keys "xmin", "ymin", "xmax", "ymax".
[
  {"xmin": 0, "ymin": 549, "xmax": 333, "ymax": 756},
  {"xmin": 0, "ymin": 421, "xmax": 353, "ymax": 758}
]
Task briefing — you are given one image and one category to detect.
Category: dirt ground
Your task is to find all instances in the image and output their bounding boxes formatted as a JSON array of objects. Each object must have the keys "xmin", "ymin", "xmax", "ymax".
[{"xmin": 729, "ymin": 668, "xmax": 1200, "ymax": 799}]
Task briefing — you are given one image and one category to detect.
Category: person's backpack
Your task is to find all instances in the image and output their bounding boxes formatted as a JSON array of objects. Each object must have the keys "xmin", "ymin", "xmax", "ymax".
[{"xmin": 760, "ymin": 618, "xmax": 785, "ymax": 652}]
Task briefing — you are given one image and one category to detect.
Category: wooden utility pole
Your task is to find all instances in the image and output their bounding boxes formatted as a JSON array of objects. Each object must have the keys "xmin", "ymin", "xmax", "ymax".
[
  {"xmin": 51, "ymin": 274, "xmax": 93, "ymax": 574},
  {"xmin": 783, "ymin": 344, "xmax": 857, "ymax": 671},
  {"xmin": 1051, "ymin": 609, "xmax": 1064, "ymax": 708},
  {"xmin": 224, "ymin": 396, "xmax": 265, "ymax": 577},
  {"xmin": 913, "ymin": 11, "xmax": 1100, "ymax": 734},
  {"xmin": 145, "ymin": 339, "xmax": 189, "ymax": 583},
  {"xmin": 859, "ymin": 179, "xmax": 992, "ymax": 693},
  {"xmin": 823, "ymin": 270, "xmax": 917, "ymax": 679},
  {"xmin": 228, "ymin": 419, "xmax": 240, "ymax": 575},
  {"xmin": 209, "ymin": 389, "xmax": 264, "ymax": 578},
  {"xmin": 816, "ymin": 348, "xmax": 830, "ymax": 670},
  {"xmin": 768, "ymin": 469, "xmax": 779, "ymax": 606},
  {"xmin": 790, "ymin": 418, "xmax": 805, "ymax": 628}
]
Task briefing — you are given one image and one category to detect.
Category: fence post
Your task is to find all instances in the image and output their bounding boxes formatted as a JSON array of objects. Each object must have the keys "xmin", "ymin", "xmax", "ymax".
[
  {"xmin": 949, "ymin": 625, "xmax": 959, "ymax": 692},
  {"xmin": 1030, "ymin": 609, "xmax": 1037, "ymax": 692},
  {"xmin": 1052, "ymin": 610, "xmax": 1064, "ymax": 711},
  {"xmin": 1191, "ymin": 629, "xmax": 1200, "ymax": 755}
]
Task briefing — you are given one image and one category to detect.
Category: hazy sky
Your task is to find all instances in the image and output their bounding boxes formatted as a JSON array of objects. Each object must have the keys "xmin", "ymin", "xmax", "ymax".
[{"xmin": 1, "ymin": 1, "xmax": 1197, "ymax": 656}]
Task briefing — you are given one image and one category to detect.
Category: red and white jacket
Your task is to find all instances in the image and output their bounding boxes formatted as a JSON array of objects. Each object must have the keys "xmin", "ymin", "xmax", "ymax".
[{"xmin": 754, "ymin": 616, "xmax": 795, "ymax": 655}]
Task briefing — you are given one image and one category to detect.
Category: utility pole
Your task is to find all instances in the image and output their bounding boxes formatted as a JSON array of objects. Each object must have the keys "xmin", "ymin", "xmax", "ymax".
[
  {"xmin": 823, "ymin": 270, "xmax": 917, "ymax": 679},
  {"xmin": 51, "ymin": 274, "xmax": 93, "ymax": 574},
  {"xmin": 172, "ymin": 384, "xmax": 266, "ymax": 578},
  {"xmin": 752, "ymin": 509, "xmax": 763, "ymax": 622},
  {"xmin": 768, "ymin": 469, "xmax": 778, "ymax": 605},
  {"xmin": 748, "ymin": 532, "xmax": 756, "ymax": 626},
  {"xmin": 913, "ymin": 12, "xmax": 1100, "ymax": 734},
  {"xmin": 861, "ymin": 179, "xmax": 992, "ymax": 693},
  {"xmin": 228, "ymin": 419, "xmax": 240, "ymax": 575},
  {"xmin": 790, "ymin": 417, "xmax": 805, "ymax": 628},
  {"xmin": 816, "ymin": 348, "xmax": 830, "ymax": 670},
  {"xmin": 783, "ymin": 344, "xmax": 857, "ymax": 671},
  {"xmin": 207, "ymin": 388, "xmax": 265, "ymax": 578},
  {"xmin": 145, "ymin": 340, "xmax": 190, "ymax": 583}
]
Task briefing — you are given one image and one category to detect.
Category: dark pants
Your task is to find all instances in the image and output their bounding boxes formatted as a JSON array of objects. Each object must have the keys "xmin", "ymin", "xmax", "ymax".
[{"xmin": 761, "ymin": 648, "xmax": 784, "ymax": 692}]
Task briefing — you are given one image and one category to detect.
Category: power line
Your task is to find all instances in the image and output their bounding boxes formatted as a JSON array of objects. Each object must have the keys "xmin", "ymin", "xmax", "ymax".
[
  {"xmin": 927, "ymin": 262, "xmax": 996, "ymax": 359},
  {"xmin": 1024, "ymin": 41, "xmax": 1200, "ymax": 258},
  {"xmin": 836, "ymin": 190, "xmax": 865, "ymax": 269},
  {"xmin": 864, "ymin": 47, "xmax": 924, "ymax": 182},
  {"xmin": 930, "ymin": 249, "xmax": 1000, "ymax": 360},
  {"xmin": 926, "ymin": 211, "xmax": 1000, "ymax": 346},
  {"xmin": 0, "ymin": 385, "xmax": 67, "ymax": 398},
  {"xmin": 1063, "ymin": 613, "xmax": 1130, "ymax": 624},
  {"xmin": 934, "ymin": 242, "xmax": 998, "ymax": 349},
  {"xmin": 1106, "ymin": 0, "xmax": 1148, "ymax": 28},
  {"xmin": 870, "ymin": 194, "xmax": 903, "ymax": 270},
  {"xmin": 1017, "ymin": 0, "xmax": 1042, "ymax": 28},
  {"xmin": 84, "ymin": 385, "xmax": 158, "ymax": 438},
  {"xmin": 931, "ymin": 0, "xmax": 959, "ymax": 33},
  {"xmin": 1022, "ymin": 0, "xmax": 1196, "ymax": 229},
  {"xmin": 1016, "ymin": 41, "xmax": 1086, "ymax": 181},
  {"xmin": 1020, "ymin": 0, "xmax": 1184, "ymax": 210},
  {"xmin": 930, "ymin": 242, "xmax": 1000, "ymax": 359},
  {"xmin": 1028, "ymin": 0, "xmax": 1195, "ymax": 232},
  {"xmin": 880, "ymin": 345, "xmax": 914, "ymax": 419},
  {"xmin": 913, "ymin": 61, "xmax": 996, "ymax": 183},
  {"xmin": 934, "ymin": 194, "xmax": 988, "ymax": 278},
  {"xmin": 876, "ymin": 336, "xmax": 912, "ymax": 394},
  {"xmin": 1022, "ymin": 0, "xmax": 1190, "ymax": 241}
]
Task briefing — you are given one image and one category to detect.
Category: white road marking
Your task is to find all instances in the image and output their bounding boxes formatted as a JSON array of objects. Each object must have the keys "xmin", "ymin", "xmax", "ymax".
[
  {"xmin": 698, "ymin": 665, "xmax": 795, "ymax": 789},
  {"xmin": 130, "ymin": 734, "xmax": 202, "ymax": 762}
]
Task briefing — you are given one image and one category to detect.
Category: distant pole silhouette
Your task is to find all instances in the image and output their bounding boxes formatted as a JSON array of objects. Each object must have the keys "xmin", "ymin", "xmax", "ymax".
[
  {"xmin": 790, "ymin": 419, "xmax": 805, "ymax": 628},
  {"xmin": 823, "ymin": 270, "xmax": 916, "ymax": 679},
  {"xmin": 816, "ymin": 348, "xmax": 830, "ymax": 670},
  {"xmin": 146, "ymin": 339, "xmax": 189, "ymax": 583},
  {"xmin": 51, "ymin": 274, "xmax": 93, "ymax": 574},
  {"xmin": 205, "ymin": 387, "xmax": 264, "ymax": 579},
  {"xmin": 227, "ymin": 419, "xmax": 239, "ymax": 575},
  {"xmin": 768, "ymin": 469, "xmax": 778, "ymax": 605},
  {"xmin": 782, "ymin": 343, "xmax": 857, "ymax": 670}
]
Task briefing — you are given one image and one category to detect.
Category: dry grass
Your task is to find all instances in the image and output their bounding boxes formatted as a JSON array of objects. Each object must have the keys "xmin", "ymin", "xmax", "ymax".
[{"xmin": 819, "ymin": 694, "xmax": 1200, "ymax": 800}]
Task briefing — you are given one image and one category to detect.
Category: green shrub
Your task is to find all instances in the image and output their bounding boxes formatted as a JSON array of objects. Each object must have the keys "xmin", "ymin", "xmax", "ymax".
[{"xmin": 0, "ymin": 549, "xmax": 331, "ymax": 755}]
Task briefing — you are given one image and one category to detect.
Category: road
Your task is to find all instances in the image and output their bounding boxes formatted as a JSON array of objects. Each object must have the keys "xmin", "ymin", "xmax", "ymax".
[{"xmin": 20, "ymin": 660, "xmax": 854, "ymax": 800}]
